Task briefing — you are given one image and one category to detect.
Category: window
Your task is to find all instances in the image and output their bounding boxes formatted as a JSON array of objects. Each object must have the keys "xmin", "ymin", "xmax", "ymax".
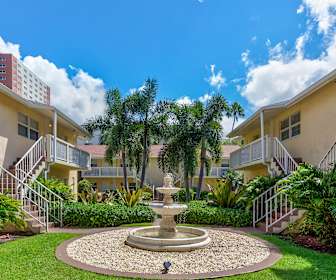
[
  {"xmin": 18, "ymin": 113, "xmax": 39, "ymax": 140},
  {"xmin": 0, "ymin": 70, "xmax": 5, "ymax": 73},
  {"xmin": 0, "ymin": 77, "xmax": 6, "ymax": 81},
  {"xmin": 0, "ymin": 64, "xmax": 5, "ymax": 67},
  {"xmin": 0, "ymin": 57, "xmax": 5, "ymax": 61},
  {"xmin": 280, "ymin": 112, "xmax": 301, "ymax": 141}
]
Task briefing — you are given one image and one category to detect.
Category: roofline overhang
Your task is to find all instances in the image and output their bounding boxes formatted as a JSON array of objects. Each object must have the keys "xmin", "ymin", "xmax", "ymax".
[
  {"xmin": 228, "ymin": 68, "xmax": 336, "ymax": 138},
  {"xmin": 0, "ymin": 83, "xmax": 89, "ymax": 136}
]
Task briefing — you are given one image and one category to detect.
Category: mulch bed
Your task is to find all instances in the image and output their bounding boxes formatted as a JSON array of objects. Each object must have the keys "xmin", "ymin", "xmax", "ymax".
[{"xmin": 282, "ymin": 234, "xmax": 336, "ymax": 254}]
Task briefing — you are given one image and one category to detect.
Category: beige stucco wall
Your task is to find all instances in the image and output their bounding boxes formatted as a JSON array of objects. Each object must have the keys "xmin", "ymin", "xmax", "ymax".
[
  {"xmin": 0, "ymin": 92, "xmax": 81, "ymax": 168},
  {"xmin": 237, "ymin": 79, "xmax": 336, "ymax": 181},
  {"xmin": 49, "ymin": 164, "xmax": 79, "ymax": 194}
]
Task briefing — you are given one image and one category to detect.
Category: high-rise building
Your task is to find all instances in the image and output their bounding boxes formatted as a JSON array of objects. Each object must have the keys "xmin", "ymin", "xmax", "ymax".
[{"xmin": 0, "ymin": 53, "xmax": 50, "ymax": 105}]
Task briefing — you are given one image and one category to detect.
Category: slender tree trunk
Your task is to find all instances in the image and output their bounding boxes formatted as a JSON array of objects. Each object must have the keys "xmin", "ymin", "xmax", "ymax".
[
  {"xmin": 197, "ymin": 141, "xmax": 206, "ymax": 199},
  {"xmin": 140, "ymin": 117, "xmax": 148, "ymax": 188},
  {"xmin": 231, "ymin": 117, "xmax": 236, "ymax": 131},
  {"xmin": 121, "ymin": 149, "xmax": 129, "ymax": 192},
  {"xmin": 183, "ymin": 168, "xmax": 190, "ymax": 202}
]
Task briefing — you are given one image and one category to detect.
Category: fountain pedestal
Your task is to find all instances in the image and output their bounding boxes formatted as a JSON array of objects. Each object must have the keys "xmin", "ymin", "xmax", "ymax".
[{"xmin": 125, "ymin": 173, "xmax": 211, "ymax": 252}]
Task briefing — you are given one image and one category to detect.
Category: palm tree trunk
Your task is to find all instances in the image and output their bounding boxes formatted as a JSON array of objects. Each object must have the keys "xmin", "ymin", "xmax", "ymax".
[
  {"xmin": 231, "ymin": 117, "xmax": 236, "ymax": 131},
  {"xmin": 184, "ymin": 168, "xmax": 190, "ymax": 202},
  {"xmin": 140, "ymin": 119, "xmax": 148, "ymax": 188},
  {"xmin": 197, "ymin": 141, "xmax": 206, "ymax": 199},
  {"xmin": 121, "ymin": 149, "xmax": 129, "ymax": 192}
]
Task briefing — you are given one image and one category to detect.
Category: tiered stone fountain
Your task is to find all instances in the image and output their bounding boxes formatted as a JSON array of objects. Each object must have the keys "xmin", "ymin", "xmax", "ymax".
[{"xmin": 125, "ymin": 173, "xmax": 211, "ymax": 251}]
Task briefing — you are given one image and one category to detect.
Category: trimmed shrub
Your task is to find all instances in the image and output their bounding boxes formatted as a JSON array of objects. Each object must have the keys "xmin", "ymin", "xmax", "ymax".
[
  {"xmin": 63, "ymin": 202, "xmax": 155, "ymax": 227},
  {"xmin": 35, "ymin": 177, "xmax": 74, "ymax": 201},
  {"xmin": 177, "ymin": 201, "xmax": 252, "ymax": 227},
  {"xmin": 0, "ymin": 194, "xmax": 26, "ymax": 230}
]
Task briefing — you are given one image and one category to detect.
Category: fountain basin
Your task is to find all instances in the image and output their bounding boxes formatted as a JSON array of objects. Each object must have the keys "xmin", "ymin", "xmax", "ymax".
[
  {"xmin": 151, "ymin": 202, "xmax": 187, "ymax": 216},
  {"xmin": 125, "ymin": 226, "xmax": 211, "ymax": 252}
]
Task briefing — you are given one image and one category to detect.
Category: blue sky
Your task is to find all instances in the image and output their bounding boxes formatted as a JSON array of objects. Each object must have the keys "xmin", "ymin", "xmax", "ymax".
[{"xmin": 1, "ymin": 0, "xmax": 336, "ymax": 134}]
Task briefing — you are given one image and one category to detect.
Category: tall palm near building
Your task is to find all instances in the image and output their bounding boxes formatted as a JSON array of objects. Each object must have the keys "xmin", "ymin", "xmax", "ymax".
[
  {"xmin": 158, "ymin": 103, "xmax": 198, "ymax": 201},
  {"xmin": 230, "ymin": 102, "xmax": 245, "ymax": 131},
  {"xmin": 83, "ymin": 89, "xmax": 137, "ymax": 191},
  {"xmin": 194, "ymin": 95, "xmax": 228, "ymax": 199},
  {"xmin": 128, "ymin": 78, "xmax": 170, "ymax": 188}
]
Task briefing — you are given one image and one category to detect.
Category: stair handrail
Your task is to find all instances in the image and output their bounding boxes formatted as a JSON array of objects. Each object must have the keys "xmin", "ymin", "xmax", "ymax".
[
  {"xmin": 265, "ymin": 185, "xmax": 294, "ymax": 232},
  {"xmin": 0, "ymin": 165, "xmax": 49, "ymax": 231},
  {"xmin": 16, "ymin": 168, "xmax": 63, "ymax": 226},
  {"xmin": 319, "ymin": 141, "xmax": 336, "ymax": 171},
  {"xmin": 15, "ymin": 136, "xmax": 46, "ymax": 182},
  {"xmin": 273, "ymin": 137, "xmax": 298, "ymax": 175}
]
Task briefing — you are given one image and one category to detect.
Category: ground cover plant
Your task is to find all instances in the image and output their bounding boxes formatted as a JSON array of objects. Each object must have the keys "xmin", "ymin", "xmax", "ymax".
[
  {"xmin": 0, "ymin": 232, "xmax": 335, "ymax": 280},
  {"xmin": 0, "ymin": 194, "xmax": 25, "ymax": 230}
]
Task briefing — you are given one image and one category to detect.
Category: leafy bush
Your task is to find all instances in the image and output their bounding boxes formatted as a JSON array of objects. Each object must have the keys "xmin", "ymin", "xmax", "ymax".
[
  {"xmin": 282, "ymin": 164, "xmax": 336, "ymax": 248},
  {"xmin": 222, "ymin": 169, "xmax": 244, "ymax": 189},
  {"xmin": 78, "ymin": 189, "xmax": 115, "ymax": 204},
  {"xmin": 240, "ymin": 175, "xmax": 280, "ymax": 209},
  {"xmin": 141, "ymin": 191, "xmax": 153, "ymax": 201},
  {"xmin": 78, "ymin": 179, "xmax": 93, "ymax": 193},
  {"xmin": 208, "ymin": 179, "xmax": 245, "ymax": 208},
  {"xmin": 0, "ymin": 194, "xmax": 26, "ymax": 230},
  {"xmin": 63, "ymin": 202, "xmax": 155, "ymax": 227},
  {"xmin": 36, "ymin": 177, "xmax": 74, "ymax": 201},
  {"xmin": 173, "ymin": 188, "xmax": 209, "ymax": 202},
  {"xmin": 177, "ymin": 201, "xmax": 251, "ymax": 227}
]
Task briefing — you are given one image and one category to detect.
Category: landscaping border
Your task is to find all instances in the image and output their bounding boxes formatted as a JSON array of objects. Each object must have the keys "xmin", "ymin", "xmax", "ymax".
[{"xmin": 55, "ymin": 227, "xmax": 282, "ymax": 279}]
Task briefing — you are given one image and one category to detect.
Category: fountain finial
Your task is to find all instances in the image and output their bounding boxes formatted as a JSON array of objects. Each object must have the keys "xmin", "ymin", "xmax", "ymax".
[{"xmin": 163, "ymin": 173, "xmax": 174, "ymax": 188}]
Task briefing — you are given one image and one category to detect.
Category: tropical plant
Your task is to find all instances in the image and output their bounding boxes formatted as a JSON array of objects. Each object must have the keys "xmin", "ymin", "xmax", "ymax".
[
  {"xmin": 0, "ymin": 194, "xmax": 26, "ymax": 230},
  {"xmin": 36, "ymin": 177, "xmax": 74, "ymax": 201},
  {"xmin": 193, "ymin": 95, "xmax": 229, "ymax": 199},
  {"xmin": 158, "ymin": 103, "xmax": 199, "ymax": 201},
  {"xmin": 240, "ymin": 175, "xmax": 280, "ymax": 209},
  {"xmin": 281, "ymin": 163, "xmax": 336, "ymax": 248},
  {"xmin": 207, "ymin": 179, "xmax": 245, "ymax": 208},
  {"xmin": 78, "ymin": 189, "xmax": 115, "ymax": 204},
  {"xmin": 222, "ymin": 169, "xmax": 244, "ymax": 189},
  {"xmin": 127, "ymin": 79, "xmax": 170, "ymax": 188},
  {"xmin": 227, "ymin": 102, "xmax": 245, "ymax": 131},
  {"xmin": 84, "ymin": 89, "xmax": 140, "ymax": 191},
  {"xmin": 116, "ymin": 187, "xmax": 143, "ymax": 207},
  {"xmin": 78, "ymin": 179, "xmax": 93, "ymax": 193}
]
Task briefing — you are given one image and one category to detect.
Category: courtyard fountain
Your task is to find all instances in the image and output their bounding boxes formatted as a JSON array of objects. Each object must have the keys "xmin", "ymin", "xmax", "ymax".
[{"xmin": 125, "ymin": 173, "xmax": 211, "ymax": 251}]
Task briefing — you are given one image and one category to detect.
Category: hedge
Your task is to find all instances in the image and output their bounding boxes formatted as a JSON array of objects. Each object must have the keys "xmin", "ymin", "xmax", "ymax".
[
  {"xmin": 63, "ymin": 202, "xmax": 155, "ymax": 227},
  {"xmin": 177, "ymin": 201, "xmax": 252, "ymax": 227}
]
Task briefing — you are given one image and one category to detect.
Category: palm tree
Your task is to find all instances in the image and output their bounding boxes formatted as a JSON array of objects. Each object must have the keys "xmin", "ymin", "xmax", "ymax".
[
  {"xmin": 230, "ymin": 102, "xmax": 245, "ymax": 131},
  {"xmin": 127, "ymin": 78, "xmax": 169, "ymax": 188},
  {"xmin": 158, "ymin": 103, "xmax": 198, "ymax": 201},
  {"xmin": 83, "ymin": 89, "xmax": 136, "ymax": 191},
  {"xmin": 194, "ymin": 95, "xmax": 228, "ymax": 199}
]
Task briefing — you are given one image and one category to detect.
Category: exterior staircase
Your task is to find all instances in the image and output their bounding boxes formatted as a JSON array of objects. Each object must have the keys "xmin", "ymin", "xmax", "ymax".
[
  {"xmin": 0, "ymin": 136, "xmax": 63, "ymax": 233},
  {"xmin": 253, "ymin": 137, "xmax": 301, "ymax": 233}
]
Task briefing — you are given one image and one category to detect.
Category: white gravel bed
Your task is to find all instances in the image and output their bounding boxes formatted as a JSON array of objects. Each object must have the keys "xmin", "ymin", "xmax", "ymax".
[{"xmin": 66, "ymin": 228, "xmax": 270, "ymax": 275}]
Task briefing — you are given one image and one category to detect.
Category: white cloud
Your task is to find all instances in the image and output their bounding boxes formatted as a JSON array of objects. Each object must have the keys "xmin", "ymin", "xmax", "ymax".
[
  {"xmin": 241, "ymin": 50, "xmax": 250, "ymax": 66},
  {"xmin": 0, "ymin": 36, "xmax": 106, "ymax": 124},
  {"xmin": 176, "ymin": 96, "xmax": 193, "ymax": 105},
  {"xmin": 297, "ymin": 4, "xmax": 305, "ymax": 14},
  {"xmin": 221, "ymin": 116, "xmax": 244, "ymax": 137},
  {"xmin": 207, "ymin": 64, "xmax": 226, "ymax": 89},
  {"xmin": 199, "ymin": 93, "xmax": 211, "ymax": 103},
  {"xmin": 0, "ymin": 36, "xmax": 21, "ymax": 59},
  {"xmin": 251, "ymin": 36, "xmax": 257, "ymax": 43},
  {"xmin": 301, "ymin": 0, "xmax": 336, "ymax": 34},
  {"xmin": 239, "ymin": 1, "xmax": 336, "ymax": 109}
]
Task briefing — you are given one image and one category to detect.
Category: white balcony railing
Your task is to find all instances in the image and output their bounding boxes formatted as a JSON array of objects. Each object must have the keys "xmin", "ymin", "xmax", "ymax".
[
  {"xmin": 193, "ymin": 167, "xmax": 229, "ymax": 177},
  {"xmin": 81, "ymin": 167, "xmax": 136, "ymax": 177},
  {"xmin": 47, "ymin": 135, "xmax": 90, "ymax": 169},
  {"xmin": 230, "ymin": 136, "xmax": 270, "ymax": 169}
]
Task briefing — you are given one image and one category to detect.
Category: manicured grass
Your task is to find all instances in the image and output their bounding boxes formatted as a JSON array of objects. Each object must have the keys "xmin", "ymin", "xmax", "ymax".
[{"xmin": 0, "ymin": 233, "xmax": 335, "ymax": 280}]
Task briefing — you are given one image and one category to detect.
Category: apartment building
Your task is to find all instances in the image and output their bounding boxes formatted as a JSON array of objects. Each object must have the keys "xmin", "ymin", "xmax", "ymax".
[
  {"xmin": 0, "ymin": 53, "xmax": 50, "ymax": 105},
  {"xmin": 79, "ymin": 144, "xmax": 239, "ymax": 191}
]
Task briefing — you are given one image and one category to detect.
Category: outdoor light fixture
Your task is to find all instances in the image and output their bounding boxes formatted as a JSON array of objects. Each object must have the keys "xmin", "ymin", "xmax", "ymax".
[{"xmin": 162, "ymin": 261, "xmax": 171, "ymax": 274}]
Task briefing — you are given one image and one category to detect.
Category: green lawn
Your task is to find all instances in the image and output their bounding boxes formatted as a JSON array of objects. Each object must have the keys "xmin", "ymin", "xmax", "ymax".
[{"xmin": 0, "ymin": 233, "xmax": 335, "ymax": 280}]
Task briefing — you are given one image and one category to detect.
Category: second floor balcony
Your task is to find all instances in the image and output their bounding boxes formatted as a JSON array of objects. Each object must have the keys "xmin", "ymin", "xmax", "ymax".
[
  {"xmin": 46, "ymin": 134, "xmax": 91, "ymax": 170},
  {"xmin": 82, "ymin": 166, "xmax": 136, "ymax": 178}
]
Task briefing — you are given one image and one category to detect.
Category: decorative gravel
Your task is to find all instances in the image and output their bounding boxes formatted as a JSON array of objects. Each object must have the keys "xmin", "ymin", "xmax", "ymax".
[{"xmin": 66, "ymin": 228, "xmax": 270, "ymax": 275}]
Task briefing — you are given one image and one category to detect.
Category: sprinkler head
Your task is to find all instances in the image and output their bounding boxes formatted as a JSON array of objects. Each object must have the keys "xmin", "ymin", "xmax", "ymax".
[{"xmin": 162, "ymin": 261, "xmax": 171, "ymax": 274}]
